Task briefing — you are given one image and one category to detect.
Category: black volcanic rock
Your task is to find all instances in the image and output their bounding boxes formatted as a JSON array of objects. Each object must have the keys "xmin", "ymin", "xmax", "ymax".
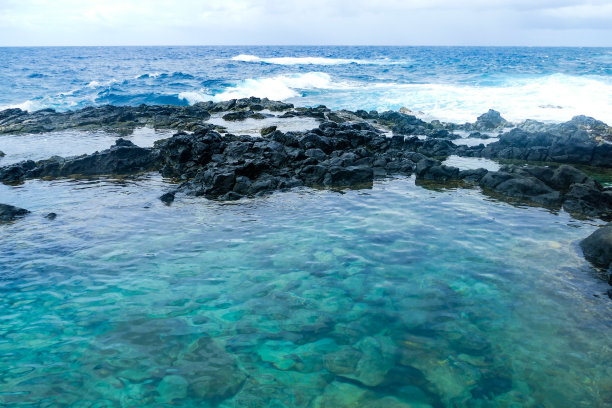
[
  {"xmin": 0, "ymin": 204, "xmax": 30, "ymax": 222},
  {"xmin": 0, "ymin": 138, "xmax": 159, "ymax": 183},
  {"xmin": 472, "ymin": 109, "xmax": 509, "ymax": 131},
  {"xmin": 581, "ymin": 224, "xmax": 612, "ymax": 269}
]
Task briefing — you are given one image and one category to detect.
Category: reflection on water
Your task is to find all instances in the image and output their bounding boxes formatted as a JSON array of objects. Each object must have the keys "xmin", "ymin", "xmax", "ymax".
[
  {"xmin": 208, "ymin": 112, "xmax": 320, "ymax": 137},
  {"xmin": 0, "ymin": 175, "xmax": 611, "ymax": 407},
  {"xmin": 442, "ymin": 155, "xmax": 501, "ymax": 172},
  {"xmin": 0, "ymin": 127, "xmax": 173, "ymax": 165}
]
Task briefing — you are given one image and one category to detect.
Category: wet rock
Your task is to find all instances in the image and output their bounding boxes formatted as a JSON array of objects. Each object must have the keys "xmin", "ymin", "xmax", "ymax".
[
  {"xmin": 459, "ymin": 168, "xmax": 488, "ymax": 183},
  {"xmin": 0, "ymin": 150, "xmax": 4, "ymax": 157},
  {"xmin": 563, "ymin": 184, "xmax": 612, "ymax": 219},
  {"xmin": 580, "ymin": 224, "xmax": 612, "ymax": 269},
  {"xmin": 159, "ymin": 192, "xmax": 175, "ymax": 205},
  {"xmin": 0, "ymin": 204, "xmax": 30, "ymax": 222},
  {"xmin": 377, "ymin": 111, "xmax": 430, "ymax": 136},
  {"xmin": 480, "ymin": 171, "xmax": 562, "ymax": 207},
  {"xmin": 0, "ymin": 160, "xmax": 36, "ymax": 183},
  {"xmin": 468, "ymin": 131, "xmax": 491, "ymax": 139},
  {"xmin": 222, "ymin": 111, "xmax": 254, "ymax": 121},
  {"xmin": 323, "ymin": 166, "xmax": 373, "ymax": 188},
  {"xmin": 0, "ymin": 139, "xmax": 160, "ymax": 184},
  {"xmin": 44, "ymin": 212, "xmax": 57, "ymax": 220},
  {"xmin": 260, "ymin": 125, "xmax": 277, "ymax": 136},
  {"xmin": 0, "ymin": 104, "xmax": 213, "ymax": 134},
  {"xmin": 0, "ymin": 98, "xmax": 294, "ymax": 135},
  {"xmin": 416, "ymin": 158, "xmax": 460, "ymax": 181},
  {"xmin": 464, "ymin": 126, "xmax": 612, "ymax": 168}
]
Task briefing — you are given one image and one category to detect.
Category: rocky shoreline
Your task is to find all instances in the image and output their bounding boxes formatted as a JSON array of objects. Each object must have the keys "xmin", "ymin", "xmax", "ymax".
[{"xmin": 1, "ymin": 98, "xmax": 611, "ymax": 283}]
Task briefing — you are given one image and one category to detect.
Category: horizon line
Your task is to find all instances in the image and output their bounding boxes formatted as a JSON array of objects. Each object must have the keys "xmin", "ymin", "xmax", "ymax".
[{"xmin": 1, "ymin": 44, "xmax": 611, "ymax": 48}]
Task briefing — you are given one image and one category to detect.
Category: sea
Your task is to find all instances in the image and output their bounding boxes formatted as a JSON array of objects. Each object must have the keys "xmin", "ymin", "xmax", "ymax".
[{"xmin": 1, "ymin": 46, "xmax": 611, "ymax": 407}]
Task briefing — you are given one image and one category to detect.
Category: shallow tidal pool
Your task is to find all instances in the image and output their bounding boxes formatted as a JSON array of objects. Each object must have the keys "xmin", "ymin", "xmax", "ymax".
[{"xmin": 0, "ymin": 174, "xmax": 611, "ymax": 407}]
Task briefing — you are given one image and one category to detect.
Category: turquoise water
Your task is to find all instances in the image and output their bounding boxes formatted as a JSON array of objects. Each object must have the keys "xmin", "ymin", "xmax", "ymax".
[
  {"xmin": 1, "ymin": 173, "xmax": 611, "ymax": 407},
  {"xmin": 2, "ymin": 45, "xmax": 612, "ymax": 407}
]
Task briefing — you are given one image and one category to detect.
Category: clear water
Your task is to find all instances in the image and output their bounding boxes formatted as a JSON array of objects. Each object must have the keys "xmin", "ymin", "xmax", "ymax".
[
  {"xmin": 2, "ymin": 47, "xmax": 612, "ymax": 407},
  {"xmin": 1, "ymin": 46, "xmax": 611, "ymax": 123},
  {"xmin": 1, "ymin": 172, "xmax": 611, "ymax": 407}
]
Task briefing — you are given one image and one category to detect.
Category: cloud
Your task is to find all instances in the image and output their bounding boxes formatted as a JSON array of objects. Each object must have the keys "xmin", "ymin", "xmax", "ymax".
[{"xmin": 0, "ymin": 0, "xmax": 610, "ymax": 45}]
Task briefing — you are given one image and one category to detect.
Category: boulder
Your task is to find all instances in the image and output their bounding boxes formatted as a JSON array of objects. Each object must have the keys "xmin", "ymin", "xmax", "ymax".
[
  {"xmin": 0, "ymin": 204, "xmax": 30, "ymax": 222},
  {"xmin": 415, "ymin": 158, "xmax": 459, "ymax": 181},
  {"xmin": 323, "ymin": 166, "xmax": 373, "ymax": 187},
  {"xmin": 260, "ymin": 125, "xmax": 277, "ymax": 136},
  {"xmin": 473, "ymin": 109, "xmax": 508, "ymax": 130},
  {"xmin": 580, "ymin": 224, "xmax": 612, "ymax": 269}
]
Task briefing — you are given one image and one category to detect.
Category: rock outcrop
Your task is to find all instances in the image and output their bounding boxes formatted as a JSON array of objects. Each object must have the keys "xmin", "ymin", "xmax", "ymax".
[{"xmin": 0, "ymin": 139, "xmax": 159, "ymax": 183}]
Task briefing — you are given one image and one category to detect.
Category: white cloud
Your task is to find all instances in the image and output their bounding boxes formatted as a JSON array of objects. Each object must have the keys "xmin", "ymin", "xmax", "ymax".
[{"xmin": 0, "ymin": 0, "xmax": 610, "ymax": 45}]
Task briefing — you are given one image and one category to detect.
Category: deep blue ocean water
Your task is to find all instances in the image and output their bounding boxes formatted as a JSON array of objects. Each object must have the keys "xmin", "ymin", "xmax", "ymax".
[
  {"xmin": 1, "ymin": 47, "xmax": 612, "ymax": 407},
  {"xmin": 1, "ymin": 46, "xmax": 611, "ymax": 123}
]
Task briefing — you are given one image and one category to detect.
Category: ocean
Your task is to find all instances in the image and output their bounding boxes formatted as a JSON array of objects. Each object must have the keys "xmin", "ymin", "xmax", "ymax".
[
  {"xmin": 2, "ymin": 46, "xmax": 611, "ymax": 123},
  {"xmin": 1, "ymin": 46, "xmax": 612, "ymax": 407}
]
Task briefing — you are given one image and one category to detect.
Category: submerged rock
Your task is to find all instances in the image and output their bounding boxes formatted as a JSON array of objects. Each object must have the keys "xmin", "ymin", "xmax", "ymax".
[
  {"xmin": 324, "ymin": 336, "xmax": 395, "ymax": 387},
  {"xmin": 0, "ymin": 203, "xmax": 30, "ymax": 222},
  {"xmin": 175, "ymin": 336, "xmax": 246, "ymax": 403},
  {"xmin": 580, "ymin": 224, "xmax": 612, "ymax": 269}
]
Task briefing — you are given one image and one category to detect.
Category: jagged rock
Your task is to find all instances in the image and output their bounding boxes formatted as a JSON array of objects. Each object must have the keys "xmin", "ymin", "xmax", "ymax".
[
  {"xmin": 222, "ymin": 111, "xmax": 254, "ymax": 121},
  {"xmin": 0, "ymin": 204, "xmax": 30, "ymax": 222},
  {"xmin": 462, "ymin": 125, "xmax": 612, "ymax": 168},
  {"xmin": 260, "ymin": 125, "xmax": 277, "ymax": 136},
  {"xmin": 0, "ymin": 98, "xmax": 296, "ymax": 135},
  {"xmin": 472, "ymin": 109, "xmax": 509, "ymax": 130},
  {"xmin": 0, "ymin": 138, "xmax": 159, "ymax": 183},
  {"xmin": 468, "ymin": 131, "xmax": 491, "ymax": 139},
  {"xmin": 416, "ymin": 158, "xmax": 460, "ymax": 181}
]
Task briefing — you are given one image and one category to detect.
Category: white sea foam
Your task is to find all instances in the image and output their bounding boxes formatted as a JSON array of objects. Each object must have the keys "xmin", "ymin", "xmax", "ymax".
[
  {"xmin": 180, "ymin": 72, "xmax": 341, "ymax": 104},
  {"xmin": 364, "ymin": 73, "xmax": 612, "ymax": 124},
  {"xmin": 86, "ymin": 78, "xmax": 118, "ymax": 88},
  {"xmin": 178, "ymin": 73, "xmax": 612, "ymax": 124},
  {"xmin": 231, "ymin": 54, "xmax": 406, "ymax": 66},
  {"xmin": 178, "ymin": 90, "xmax": 214, "ymax": 104},
  {"xmin": 135, "ymin": 72, "xmax": 162, "ymax": 79}
]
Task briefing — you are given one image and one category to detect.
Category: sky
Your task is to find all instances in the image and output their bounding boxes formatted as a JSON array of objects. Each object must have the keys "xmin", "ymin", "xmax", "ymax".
[{"xmin": 0, "ymin": 0, "xmax": 611, "ymax": 46}]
